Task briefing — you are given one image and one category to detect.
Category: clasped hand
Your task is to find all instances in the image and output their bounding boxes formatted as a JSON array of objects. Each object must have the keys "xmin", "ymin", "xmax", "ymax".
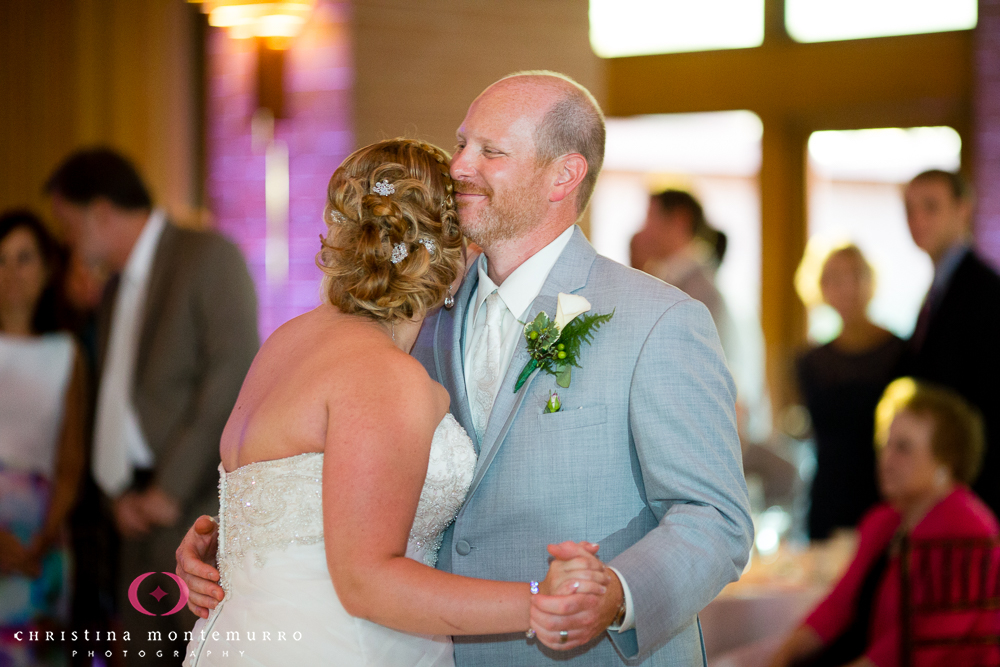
[
  {"xmin": 176, "ymin": 518, "xmax": 623, "ymax": 651},
  {"xmin": 529, "ymin": 541, "xmax": 624, "ymax": 651}
]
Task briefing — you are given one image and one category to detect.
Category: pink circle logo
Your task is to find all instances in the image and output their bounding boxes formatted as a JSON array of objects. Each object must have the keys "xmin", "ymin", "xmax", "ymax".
[{"xmin": 128, "ymin": 572, "xmax": 190, "ymax": 616}]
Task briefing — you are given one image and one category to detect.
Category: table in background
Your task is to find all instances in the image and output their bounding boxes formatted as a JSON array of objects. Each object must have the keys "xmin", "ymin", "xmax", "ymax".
[{"xmin": 701, "ymin": 531, "xmax": 858, "ymax": 667}]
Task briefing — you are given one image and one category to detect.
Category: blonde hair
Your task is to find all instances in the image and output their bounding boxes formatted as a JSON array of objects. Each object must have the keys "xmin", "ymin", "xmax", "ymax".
[
  {"xmin": 316, "ymin": 139, "xmax": 463, "ymax": 323},
  {"xmin": 795, "ymin": 239, "xmax": 874, "ymax": 308},
  {"xmin": 875, "ymin": 377, "xmax": 986, "ymax": 485}
]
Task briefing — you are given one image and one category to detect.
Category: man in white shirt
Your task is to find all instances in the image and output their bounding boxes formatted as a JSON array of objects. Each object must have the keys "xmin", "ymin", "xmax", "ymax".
[{"xmin": 48, "ymin": 148, "xmax": 259, "ymax": 665}]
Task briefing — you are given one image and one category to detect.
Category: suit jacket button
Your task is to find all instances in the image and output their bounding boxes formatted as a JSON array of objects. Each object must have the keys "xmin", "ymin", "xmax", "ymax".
[{"xmin": 455, "ymin": 540, "xmax": 471, "ymax": 556}]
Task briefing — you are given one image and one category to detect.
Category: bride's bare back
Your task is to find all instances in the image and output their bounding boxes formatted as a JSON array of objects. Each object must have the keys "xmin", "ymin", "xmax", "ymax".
[{"xmin": 218, "ymin": 304, "xmax": 444, "ymax": 473}]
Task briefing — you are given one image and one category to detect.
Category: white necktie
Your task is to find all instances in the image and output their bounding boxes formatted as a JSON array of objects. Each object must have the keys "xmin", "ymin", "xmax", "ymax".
[
  {"xmin": 93, "ymin": 275, "xmax": 151, "ymax": 497},
  {"xmin": 470, "ymin": 291, "xmax": 506, "ymax": 441}
]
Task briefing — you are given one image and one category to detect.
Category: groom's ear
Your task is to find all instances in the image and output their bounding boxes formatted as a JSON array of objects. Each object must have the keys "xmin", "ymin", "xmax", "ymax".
[{"xmin": 547, "ymin": 153, "xmax": 588, "ymax": 205}]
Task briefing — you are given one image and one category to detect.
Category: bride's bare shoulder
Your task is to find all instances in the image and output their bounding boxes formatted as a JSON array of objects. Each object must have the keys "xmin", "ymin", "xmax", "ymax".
[
  {"xmin": 343, "ymin": 344, "xmax": 447, "ymax": 421},
  {"xmin": 251, "ymin": 306, "xmax": 447, "ymax": 420}
]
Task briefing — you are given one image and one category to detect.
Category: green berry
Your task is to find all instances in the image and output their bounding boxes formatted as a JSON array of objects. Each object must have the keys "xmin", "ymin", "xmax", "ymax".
[
  {"xmin": 529, "ymin": 331, "xmax": 539, "ymax": 340},
  {"xmin": 557, "ymin": 343, "xmax": 565, "ymax": 351},
  {"xmin": 557, "ymin": 351, "xmax": 567, "ymax": 359}
]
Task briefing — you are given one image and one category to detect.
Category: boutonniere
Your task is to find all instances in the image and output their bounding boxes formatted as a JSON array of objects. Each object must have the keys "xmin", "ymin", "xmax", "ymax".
[{"xmin": 513, "ymin": 293, "xmax": 614, "ymax": 402}]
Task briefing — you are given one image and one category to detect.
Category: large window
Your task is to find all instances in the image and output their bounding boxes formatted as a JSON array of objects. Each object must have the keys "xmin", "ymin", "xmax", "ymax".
[
  {"xmin": 589, "ymin": 0, "xmax": 764, "ymax": 58},
  {"xmin": 786, "ymin": 0, "xmax": 976, "ymax": 43},
  {"xmin": 589, "ymin": 0, "xmax": 975, "ymax": 59},
  {"xmin": 804, "ymin": 126, "xmax": 961, "ymax": 343}
]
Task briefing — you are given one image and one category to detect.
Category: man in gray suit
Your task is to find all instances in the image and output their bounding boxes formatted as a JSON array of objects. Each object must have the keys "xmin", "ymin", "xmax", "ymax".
[
  {"xmin": 48, "ymin": 149, "xmax": 259, "ymax": 664},
  {"xmin": 176, "ymin": 72, "xmax": 751, "ymax": 665},
  {"xmin": 424, "ymin": 71, "xmax": 751, "ymax": 664}
]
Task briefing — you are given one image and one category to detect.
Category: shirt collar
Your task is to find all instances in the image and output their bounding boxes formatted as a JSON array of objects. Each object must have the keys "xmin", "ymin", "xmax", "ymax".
[
  {"xmin": 122, "ymin": 209, "xmax": 167, "ymax": 284},
  {"xmin": 472, "ymin": 225, "xmax": 575, "ymax": 323},
  {"xmin": 932, "ymin": 240, "xmax": 970, "ymax": 295}
]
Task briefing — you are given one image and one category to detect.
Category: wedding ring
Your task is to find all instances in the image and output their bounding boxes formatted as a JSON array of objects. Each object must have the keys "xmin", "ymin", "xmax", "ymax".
[{"xmin": 559, "ymin": 630, "xmax": 569, "ymax": 644}]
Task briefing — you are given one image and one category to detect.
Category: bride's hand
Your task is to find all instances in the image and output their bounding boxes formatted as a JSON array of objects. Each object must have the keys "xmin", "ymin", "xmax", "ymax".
[
  {"xmin": 539, "ymin": 541, "xmax": 609, "ymax": 596},
  {"xmin": 175, "ymin": 515, "xmax": 224, "ymax": 618}
]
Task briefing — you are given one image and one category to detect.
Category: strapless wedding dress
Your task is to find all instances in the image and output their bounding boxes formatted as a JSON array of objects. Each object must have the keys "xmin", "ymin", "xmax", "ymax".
[{"xmin": 184, "ymin": 414, "xmax": 476, "ymax": 667}]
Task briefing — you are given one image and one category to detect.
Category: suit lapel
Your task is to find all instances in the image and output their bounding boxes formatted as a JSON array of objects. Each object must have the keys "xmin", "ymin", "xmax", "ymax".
[
  {"xmin": 436, "ymin": 263, "xmax": 480, "ymax": 450},
  {"xmin": 463, "ymin": 227, "xmax": 598, "ymax": 502},
  {"xmin": 135, "ymin": 224, "xmax": 177, "ymax": 382}
]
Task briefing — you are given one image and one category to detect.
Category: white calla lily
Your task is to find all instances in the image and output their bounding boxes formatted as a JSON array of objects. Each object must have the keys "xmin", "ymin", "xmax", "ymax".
[{"xmin": 554, "ymin": 293, "xmax": 592, "ymax": 331}]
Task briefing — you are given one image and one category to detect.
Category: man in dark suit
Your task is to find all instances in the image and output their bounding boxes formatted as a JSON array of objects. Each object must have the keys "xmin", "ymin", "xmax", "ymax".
[
  {"xmin": 47, "ymin": 149, "xmax": 259, "ymax": 664},
  {"xmin": 904, "ymin": 169, "xmax": 1000, "ymax": 514}
]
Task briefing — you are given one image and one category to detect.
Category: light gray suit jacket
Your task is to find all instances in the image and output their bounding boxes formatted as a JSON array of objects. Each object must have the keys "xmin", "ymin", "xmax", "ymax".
[{"xmin": 411, "ymin": 227, "xmax": 753, "ymax": 666}]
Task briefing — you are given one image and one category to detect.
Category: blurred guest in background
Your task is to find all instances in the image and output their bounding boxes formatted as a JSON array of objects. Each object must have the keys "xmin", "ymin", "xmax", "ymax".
[
  {"xmin": 631, "ymin": 189, "xmax": 771, "ymax": 443},
  {"xmin": 46, "ymin": 148, "xmax": 259, "ymax": 664},
  {"xmin": 61, "ymin": 246, "xmax": 115, "ymax": 665},
  {"xmin": 769, "ymin": 378, "xmax": 996, "ymax": 667},
  {"xmin": 903, "ymin": 169, "xmax": 1000, "ymax": 517},
  {"xmin": 630, "ymin": 190, "xmax": 730, "ymax": 334},
  {"xmin": 796, "ymin": 244, "xmax": 905, "ymax": 540},
  {"xmin": 0, "ymin": 211, "xmax": 86, "ymax": 666}
]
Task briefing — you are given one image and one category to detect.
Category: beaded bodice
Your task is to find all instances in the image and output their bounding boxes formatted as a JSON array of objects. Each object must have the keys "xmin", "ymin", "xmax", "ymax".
[{"xmin": 216, "ymin": 413, "xmax": 476, "ymax": 592}]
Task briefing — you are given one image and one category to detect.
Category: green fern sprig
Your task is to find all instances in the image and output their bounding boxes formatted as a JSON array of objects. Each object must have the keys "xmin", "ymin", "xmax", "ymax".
[
  {"xmin": 557, "ymin": 310, "xmax": 615, "ymax": 368},
  {"xmin": 514, "ymin": 308, "xmax": 615, "ymax": 391}
]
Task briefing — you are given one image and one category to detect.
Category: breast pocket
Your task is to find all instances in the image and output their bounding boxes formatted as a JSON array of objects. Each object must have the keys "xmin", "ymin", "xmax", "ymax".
[{"xmin": 535, "ymin": 405, "xmax": 607, "ymax": 432}]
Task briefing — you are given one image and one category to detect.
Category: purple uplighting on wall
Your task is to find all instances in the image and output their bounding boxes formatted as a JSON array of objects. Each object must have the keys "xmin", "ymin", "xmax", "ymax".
[
  {"xmin": 976, "ymin": 0, "xmax": 1000, "ymax": 269},
  {"xmin": 206, "ymin": 1, "xmax": 352, "ymax": 339}
]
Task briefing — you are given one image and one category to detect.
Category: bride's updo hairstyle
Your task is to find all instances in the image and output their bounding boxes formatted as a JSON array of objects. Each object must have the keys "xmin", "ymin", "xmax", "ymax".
[{"xmin": 317, "ymin": 139, "xmax": 463, "ymax": 323}]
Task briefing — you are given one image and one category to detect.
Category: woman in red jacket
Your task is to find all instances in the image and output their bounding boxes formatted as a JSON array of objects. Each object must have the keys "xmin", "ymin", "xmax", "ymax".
[{"xmin": 770, "ymin": 377, "xmax": 998, "ymax": 667}]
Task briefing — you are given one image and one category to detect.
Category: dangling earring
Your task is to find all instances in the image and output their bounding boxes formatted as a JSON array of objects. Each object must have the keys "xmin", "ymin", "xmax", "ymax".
[{"xmin": 444, "ymin": 286, "xmax": 455, "ymax": 310}]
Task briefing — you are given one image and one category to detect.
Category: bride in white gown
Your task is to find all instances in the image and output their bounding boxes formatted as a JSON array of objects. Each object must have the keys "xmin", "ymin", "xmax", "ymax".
[{"xmin": 183, "ymin": 139, "xmax": 607, "ymax": 667}]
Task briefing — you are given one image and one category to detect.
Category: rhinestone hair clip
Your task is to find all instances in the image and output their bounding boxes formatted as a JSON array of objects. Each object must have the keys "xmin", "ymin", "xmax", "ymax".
[
  {"xmin": 372, "ymin": 179, "xmax": 395, "ymax": 196},
  {"xmin": 390, "ymin": 238, "xmax": 435, "ymax": 265},
  {"xmin": 391, "ymin": 243, "xmax": 408, "ymax": 264}
]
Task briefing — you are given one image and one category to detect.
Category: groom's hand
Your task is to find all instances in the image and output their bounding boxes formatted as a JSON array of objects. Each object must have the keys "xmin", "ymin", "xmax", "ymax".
[
  {"xmin": 539, "ymin": 541, "xmax": 605, "ymax": 596},
  {"xmin": 530, "ymin": 542, "xmax": 625, "ymax": 650},
  {"xmin": 175, "ymin": 515, "xmax": 223, "ymax": 619}
]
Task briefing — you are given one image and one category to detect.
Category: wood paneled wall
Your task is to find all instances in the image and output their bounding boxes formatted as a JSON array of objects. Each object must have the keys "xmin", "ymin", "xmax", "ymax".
[
  {"xmin": 0, "ymin": 0, "xmax": 201, "ymax": 225},
  {"xmin": 350, "ymin": 0, "xmax": 602, "ymax": 189}
]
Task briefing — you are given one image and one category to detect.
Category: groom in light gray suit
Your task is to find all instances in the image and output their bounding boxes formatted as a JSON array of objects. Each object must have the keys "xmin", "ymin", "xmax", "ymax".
[{"xmin": 408, "ymin": 71, "xmax": 753, "ymax": 665}]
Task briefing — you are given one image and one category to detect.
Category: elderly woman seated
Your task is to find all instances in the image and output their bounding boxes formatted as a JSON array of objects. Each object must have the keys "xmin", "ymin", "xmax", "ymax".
[{"xmin": 770, "ymin": 378, "xmax": 998, "ymax": 667}]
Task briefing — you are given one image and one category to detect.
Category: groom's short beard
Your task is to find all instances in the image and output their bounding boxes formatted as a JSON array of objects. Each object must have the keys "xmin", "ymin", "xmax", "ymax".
[{"xmin": 459, "ymin": 180, "xmax": 547, "ymax": 249}]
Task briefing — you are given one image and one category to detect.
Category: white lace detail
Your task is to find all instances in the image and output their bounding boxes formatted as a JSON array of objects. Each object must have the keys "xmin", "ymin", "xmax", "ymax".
[
  {"xmin": 215, "ymin": 414, "xmax": 475, "ymax": 592},
  {"xmin": 217, "ymin": 452, "xmax": 325, "ymax": 593},
  {"xmin": 406, "ymin": 414, "xmax": 476, "ymax": 566}
]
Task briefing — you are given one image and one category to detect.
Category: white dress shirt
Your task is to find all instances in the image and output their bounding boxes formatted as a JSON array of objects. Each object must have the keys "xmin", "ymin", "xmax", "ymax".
[
  {"xmin": 463, "ymin": 226, "xmax": 574, "ymax": 407},
  {"xmin": 460, "ymin": 225, "xmax": 636, "ymax": 632},
  {"xmin": 92, "ymin": 209, "xmax": 166, "ymax": 497}
]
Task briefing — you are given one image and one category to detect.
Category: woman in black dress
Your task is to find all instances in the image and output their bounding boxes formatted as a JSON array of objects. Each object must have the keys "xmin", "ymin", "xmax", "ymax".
[{"xmin": 797, "ymin": 244, "xmax": 905, "ymax": 540}]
